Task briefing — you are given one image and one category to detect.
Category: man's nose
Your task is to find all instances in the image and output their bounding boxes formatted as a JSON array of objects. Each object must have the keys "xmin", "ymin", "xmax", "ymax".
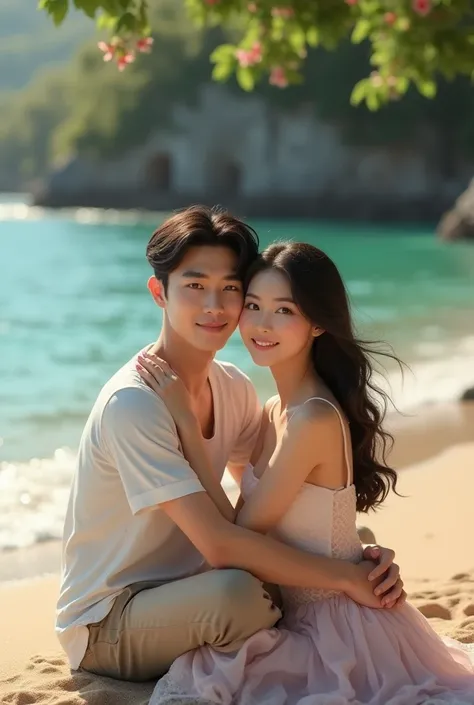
[{"xmin": 203, "ymin": 291, "xmax": 224, "ymax": 313}]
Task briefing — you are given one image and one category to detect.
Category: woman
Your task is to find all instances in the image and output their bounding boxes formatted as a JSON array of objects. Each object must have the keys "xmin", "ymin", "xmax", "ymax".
[{"xmin": 139, "ymin": 242, "xmax": 474, "ymax": 704}]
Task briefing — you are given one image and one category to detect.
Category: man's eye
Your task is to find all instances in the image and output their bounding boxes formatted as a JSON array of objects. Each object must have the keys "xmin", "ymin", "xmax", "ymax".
[
  {"xmin": 187, "ymin": 283, "xmax": 203, "ymax": 290},
  {"xmin": 224, "ymin": 285, "xmax": 240, "ymax": 291}
]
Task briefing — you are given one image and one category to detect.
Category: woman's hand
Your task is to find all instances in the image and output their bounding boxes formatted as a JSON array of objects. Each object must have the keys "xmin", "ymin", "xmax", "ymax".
[
  {"xmin": 136, "ymin": 352, "xmax": 195, "ymax": 428},
  {"xmin": 363, "ymin": 544, "xmax": 406, "ymax": 609}
]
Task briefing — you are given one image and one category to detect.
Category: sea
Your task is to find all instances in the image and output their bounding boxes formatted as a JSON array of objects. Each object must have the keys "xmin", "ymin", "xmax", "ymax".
[{"xmin": 1, "ymin": 194, "xmax": 474, "ymax": 551}]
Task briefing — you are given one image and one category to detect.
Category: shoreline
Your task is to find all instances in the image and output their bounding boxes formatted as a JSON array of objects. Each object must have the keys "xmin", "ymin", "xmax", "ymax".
[
  {"xmin": 1, "ymin": 402, "xmax": 474, "ymax": 698},
  {"xmin": 1, "ymin": 400, "xmax": 473, "ymax": 586}
]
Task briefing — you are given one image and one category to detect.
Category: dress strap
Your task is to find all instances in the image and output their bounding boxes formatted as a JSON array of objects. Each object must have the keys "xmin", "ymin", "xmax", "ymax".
[{"xmin": 289, "ymin": 397, "xmax": 352, "ymax": 488}]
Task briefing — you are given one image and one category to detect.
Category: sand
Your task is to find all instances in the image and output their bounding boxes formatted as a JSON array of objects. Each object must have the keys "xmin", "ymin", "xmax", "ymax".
[{"xmin": 1, "ymin": 402, "xmax": 473, "ymax": 703}]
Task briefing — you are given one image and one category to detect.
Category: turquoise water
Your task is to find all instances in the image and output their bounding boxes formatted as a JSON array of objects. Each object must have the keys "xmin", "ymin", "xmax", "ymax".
[{"xmin": 1, "ymin": 198, "xmax": 474, "ymax": 548}]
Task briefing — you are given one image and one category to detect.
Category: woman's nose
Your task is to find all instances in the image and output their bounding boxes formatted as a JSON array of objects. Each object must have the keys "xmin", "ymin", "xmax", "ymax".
[{"xmin": 256, "ymin": 312, "xmax": 273, "ymax": 332}]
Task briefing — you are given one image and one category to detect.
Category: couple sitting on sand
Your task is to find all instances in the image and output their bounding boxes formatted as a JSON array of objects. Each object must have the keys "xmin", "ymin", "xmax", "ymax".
[{"xmin": 56, "ymin": 206, "xmax": 474, "ymax": 704}]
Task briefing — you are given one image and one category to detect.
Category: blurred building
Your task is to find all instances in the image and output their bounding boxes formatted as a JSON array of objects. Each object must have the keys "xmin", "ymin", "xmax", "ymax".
[{"xmin": 35, "ymin": 85, "xmax": 473, "ymax": 221}]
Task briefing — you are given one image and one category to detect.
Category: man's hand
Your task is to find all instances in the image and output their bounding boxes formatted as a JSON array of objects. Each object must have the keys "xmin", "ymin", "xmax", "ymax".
[
  {"xmin": 344, "ymin": 561, "xmax": 384, "ymax": 609},
  {"xmin": 362, "ymin": 544, "xmax": 406, "ymax": 609}
]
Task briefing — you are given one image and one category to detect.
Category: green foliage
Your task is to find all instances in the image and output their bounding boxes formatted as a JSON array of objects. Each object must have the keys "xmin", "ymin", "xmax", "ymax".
[
  {"xmin": 2, "ymin": 0, "xmax": 474, "ymax": 189},
  {"xmin": 38, "ymin": 0, "xmax": 474, "ymax": 108},
  {"xmin": 0, "ymin": 0, "xmax": 219, "ymax": 185}
]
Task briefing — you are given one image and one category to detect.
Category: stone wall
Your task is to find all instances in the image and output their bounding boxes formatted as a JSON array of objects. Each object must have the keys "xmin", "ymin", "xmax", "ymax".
[{"xmin": 34, "ymin": 84, "xmax": 473, "ymax": 220}]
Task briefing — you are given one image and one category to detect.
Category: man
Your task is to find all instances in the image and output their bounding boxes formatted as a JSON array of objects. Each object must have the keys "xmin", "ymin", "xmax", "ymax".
[{"xmin": 56, "ymin": 205, "xmax": 403, "ymax": 682}]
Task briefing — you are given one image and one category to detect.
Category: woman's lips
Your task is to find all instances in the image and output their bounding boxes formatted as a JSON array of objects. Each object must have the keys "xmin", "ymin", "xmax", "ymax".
[{"xmin": 251, "ymin": 338, "xmax": 279, "ymax": 350}]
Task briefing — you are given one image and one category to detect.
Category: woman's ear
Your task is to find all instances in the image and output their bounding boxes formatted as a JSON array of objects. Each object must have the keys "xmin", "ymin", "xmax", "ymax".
[
  {"xmin": 147, "ymin": 276, "xmax": 167, "ymax": 308},
  {"xmin": 312, "ymin": 327, "xmax": 325, "ymax": 338}
]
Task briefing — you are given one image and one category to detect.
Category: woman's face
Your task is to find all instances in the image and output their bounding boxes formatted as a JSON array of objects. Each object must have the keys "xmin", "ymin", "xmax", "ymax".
[{"xmin": 239, "ymin": 268, "xmax": 315, "ymax": 367}]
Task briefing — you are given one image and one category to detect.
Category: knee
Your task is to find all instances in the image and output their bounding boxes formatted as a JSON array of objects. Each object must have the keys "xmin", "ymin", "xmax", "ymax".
[
  {"xmin": 213, "ymin": 569, "xmax": 280, "ymax": 627},
  {"xmin": 215, "ymin": 569, "xmax": 263, "ymax": 604}
]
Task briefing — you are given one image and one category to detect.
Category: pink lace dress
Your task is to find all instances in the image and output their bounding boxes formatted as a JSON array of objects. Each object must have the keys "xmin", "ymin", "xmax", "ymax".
[{"xmin": 150, "ymin": 399, "xmax": 474, "ymax": 705}]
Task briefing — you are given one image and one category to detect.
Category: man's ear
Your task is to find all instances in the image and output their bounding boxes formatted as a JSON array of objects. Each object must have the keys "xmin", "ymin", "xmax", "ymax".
[{"xmin": 147, "ymin": 276, "xmax": 167, "ymax": 308}]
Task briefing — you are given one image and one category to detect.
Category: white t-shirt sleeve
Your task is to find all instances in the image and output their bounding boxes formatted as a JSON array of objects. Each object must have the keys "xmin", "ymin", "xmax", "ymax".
[
  {"xmin": 101, "ymin": 386, "xmax": 204, "ymax": 515},
  {"xmin": 228, "ymin": 377, "xmax": 262, "ymax": 466}
]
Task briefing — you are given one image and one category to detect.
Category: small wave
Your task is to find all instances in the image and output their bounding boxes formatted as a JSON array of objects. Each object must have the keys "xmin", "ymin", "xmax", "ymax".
[
  {"xmin": 1, "ymin": 342, "xmax": 474, "ymax": 552},
  {"xmin": 0, "ymin": 197, "xmax": 166, "ymax": 226},
  {"xmin": 0, "ymin": 447, "xmax": 76, "ymax": 550},
  {"xmin": 0, "ymin": 447, "xmax": 237, "ymax": 551},
  {"xmin": 377, "ymin": 337, "xmax": 474, "ymax": 412}
]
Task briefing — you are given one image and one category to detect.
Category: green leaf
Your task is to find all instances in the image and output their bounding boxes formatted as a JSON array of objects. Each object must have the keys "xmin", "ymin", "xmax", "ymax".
[
  {"xmin": 396, "ymin": 76, "xmax": 409, "ymax": 94},
  {"xmin": 74, "ymin": 0, "xmax": 98, "ymax": 18},
  {"xmin": 210, "ymin": 44, "xmax": 236, "ymax": 63},
  {"xmin": 419, "ymin": 80, "xmax": 437, "ymax": 98},
  {"xmin": 288, "ymin": 27, "xmax": 306, "ymax": 55},
  {"xmin": 115, "ymin": 11, "xmax": 137, "ymax": 33},
  {"xmin": 306, "ymin": 27, "xmax": 319, "ymax": 47},
  {"xmin": 97, "ymin": 12, "xmax": 116, "ymax": 29},
  {"xmin": 350, "ymin": 79, "xmax": 368, "ymax": 106},
  {"xmin": 212, "ymin": 62, "xmax": 233, "ymax": 82},
  {"xmin": 39, "ymin": 0, "xmax": 69, "ymax": 26},
  {"xmin": 352, "ymin": 19, "xmax": 371, "ymax": 44},
  {"xmin": 137, "ymin": 0, "xmax": 149, "ymax": 30},
  {"xmin": 236, "ymin": 66, "xmax": 255, "ymax": 91},
  {"xmin": 99, "ymin": 0, "xmax": 120, "ymax": 16},
  {"xmin": 366, "ymin": 91, "xmax": 380, "ymax": 111}
]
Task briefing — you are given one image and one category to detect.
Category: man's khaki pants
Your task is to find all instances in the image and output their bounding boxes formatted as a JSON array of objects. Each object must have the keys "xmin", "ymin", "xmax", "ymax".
[{"xmin": 80, "ymin": 569, "xmax": 282, "ymax": 682}]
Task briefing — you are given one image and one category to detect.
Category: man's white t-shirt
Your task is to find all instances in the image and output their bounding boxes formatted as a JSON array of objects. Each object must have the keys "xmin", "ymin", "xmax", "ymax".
[{"xmin": 56, "ymin": 350, "xmax": 261, "ymax": 669}]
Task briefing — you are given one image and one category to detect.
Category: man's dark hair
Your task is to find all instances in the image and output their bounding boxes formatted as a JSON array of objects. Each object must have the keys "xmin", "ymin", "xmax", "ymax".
[{"xmin": 146, "ymin": 205, "xmax": 259, "ymax": 293}]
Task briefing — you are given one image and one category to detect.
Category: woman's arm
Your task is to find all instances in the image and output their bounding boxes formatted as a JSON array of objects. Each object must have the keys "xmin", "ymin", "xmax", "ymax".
[
  {"xmin": 236, "ymin": 403, "xmax": 332, "ymax": 533},
  {"xmin": 226, "ymin": 396, "xmax": 277, "ymax": 519}
]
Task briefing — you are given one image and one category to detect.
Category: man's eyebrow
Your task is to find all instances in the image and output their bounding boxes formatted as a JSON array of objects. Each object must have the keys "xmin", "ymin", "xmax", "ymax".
[
  {"xmin": 181, "ymin": 270, "xmax": 241, "ymax": 281},
  {"xmin": 246, "ymin": 292, "xmax": 295, "ymax": 303}
]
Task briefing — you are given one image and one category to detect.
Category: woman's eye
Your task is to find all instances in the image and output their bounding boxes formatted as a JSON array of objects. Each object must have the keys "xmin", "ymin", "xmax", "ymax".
[
  {"xmin": 245, "ymin": 302, "xmax": 259, "ymax": 310},
  {"xmin": 187, "ymin": 283, "xmax": 203, "ymax": 290},
  {"xmin": 277, "ymin": 307, "xmax": 293, "ymax": 315}
]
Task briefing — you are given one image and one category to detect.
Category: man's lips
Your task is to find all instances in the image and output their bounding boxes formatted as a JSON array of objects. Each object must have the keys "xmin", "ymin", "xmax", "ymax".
[{"xmin": 196, "ymin": 322, "xmax": 228, "ymax": 332}]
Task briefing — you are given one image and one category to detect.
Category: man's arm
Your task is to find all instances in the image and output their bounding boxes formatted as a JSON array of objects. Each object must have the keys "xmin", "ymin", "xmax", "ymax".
[
  {"xmin": 177, "ymin": 421, "xmax": 236, "ymax": 522},
  {"xmin": 103, "ymin": 385, "xmax": 402, "ymax": 607},
  {"xmin": 160, "ymin": 491, "xmax": 388, "ymax": 609}
]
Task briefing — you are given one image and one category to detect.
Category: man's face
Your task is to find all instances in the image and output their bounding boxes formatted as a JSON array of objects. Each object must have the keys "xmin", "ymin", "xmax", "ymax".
[{"xmin": 161, "ymin": 245, "xmax": 244, "ymax": 352}]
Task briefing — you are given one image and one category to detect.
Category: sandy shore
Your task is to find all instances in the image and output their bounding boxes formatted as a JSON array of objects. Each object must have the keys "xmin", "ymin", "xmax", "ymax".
[{"xmin": 1, "ymin": 402, "xmax": 473, "ymax": 702}]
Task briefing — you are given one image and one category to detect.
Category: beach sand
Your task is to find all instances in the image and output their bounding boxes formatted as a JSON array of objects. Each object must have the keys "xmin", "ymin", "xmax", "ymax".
[{"xmin": 1, "ymin": 402, "xmax": 473, "ymax": 703}]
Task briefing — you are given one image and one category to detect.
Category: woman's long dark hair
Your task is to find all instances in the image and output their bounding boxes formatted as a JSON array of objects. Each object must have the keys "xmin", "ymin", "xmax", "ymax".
[{"xmin": 247, "ymin": 241, "xmax": 402, "ymax": 513}]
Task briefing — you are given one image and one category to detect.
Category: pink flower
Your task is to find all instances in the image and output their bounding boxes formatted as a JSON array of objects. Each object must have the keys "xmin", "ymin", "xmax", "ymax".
[
  {"xmin": 98, "ymin": 41, "xmax": 116, "ymax": 62},
  {"xmin": 117, "ymin": 52, "xmax": 135, "ymax": 71},
  {"xmin": 248, "ymin": 2, "xmax": 257, "ymax": 11},
  {"xmin": 235, "ymin": 42, "xmax": 263, "ymax": 67},
  {"xmin": 384, "ymin": 11, "xmax": 397, "ymax": 25},
  {"xmin": 205, "ymin": 0, "xmax": 220, "ymax": 4},
  {"xmin": 269, "ymin": 66, "xmax": 288, "ymax": 88},
  {"xmin": 412, "ymin": 0, "xmax": 431, "ymax": 16},
  {"xmin": 271, "ymin": 7, "xmax": 294, "ymax": 19},
  {"xmin": 345, "ymin": 0, "xmax": 358, "ymax": 5},
  {"xmin": 136, "ymin": 36, "xmax": 154, "ymax": 53}
]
